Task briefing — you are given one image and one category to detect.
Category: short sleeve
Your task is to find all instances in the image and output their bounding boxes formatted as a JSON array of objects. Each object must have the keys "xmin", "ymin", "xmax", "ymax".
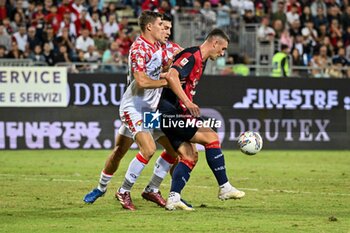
[
  {"xmin": 172, "ymin": 53, "xmax": 195, "ymax": 78},
  {"xmin": 130, "ymin": 45, "xmax": 147, "ymax": 73}
]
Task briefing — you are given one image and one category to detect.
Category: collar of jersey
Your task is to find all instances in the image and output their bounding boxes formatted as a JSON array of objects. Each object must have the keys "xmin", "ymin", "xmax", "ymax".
[{"xmin": 140, "ymin": 35, "xmax": 155, "ymax": 47}]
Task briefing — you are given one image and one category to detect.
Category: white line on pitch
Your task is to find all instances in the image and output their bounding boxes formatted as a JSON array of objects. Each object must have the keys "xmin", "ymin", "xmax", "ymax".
[{"xmin": 0, "ymin": 174, "xmax": 349, "ymax": 197}]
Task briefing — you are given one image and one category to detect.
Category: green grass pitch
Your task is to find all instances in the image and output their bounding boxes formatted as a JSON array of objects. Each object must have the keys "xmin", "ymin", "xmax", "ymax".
[{"xmin": 0, "ymin": 150, "xmax": 349, "ymax": 233}]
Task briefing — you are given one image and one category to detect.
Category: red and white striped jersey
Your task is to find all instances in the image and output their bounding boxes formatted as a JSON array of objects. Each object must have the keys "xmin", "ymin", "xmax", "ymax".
[{"xmin": 121, "ymin": 36, "xmax": 167, "ymax": 112}]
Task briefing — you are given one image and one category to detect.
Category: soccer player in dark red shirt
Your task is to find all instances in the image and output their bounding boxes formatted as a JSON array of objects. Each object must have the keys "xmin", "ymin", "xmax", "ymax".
[{"xmin": 159, "ymin": 28, "xmax": 246, "ymax": 210}]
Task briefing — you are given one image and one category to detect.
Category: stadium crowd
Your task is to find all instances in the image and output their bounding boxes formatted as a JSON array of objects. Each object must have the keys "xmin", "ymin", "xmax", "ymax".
[{"xmin": 0, "ymin": 0, "xmax": 349, "ymax": 77}]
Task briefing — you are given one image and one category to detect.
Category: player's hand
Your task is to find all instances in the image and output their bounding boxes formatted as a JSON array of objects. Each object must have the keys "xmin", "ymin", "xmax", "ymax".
[
  {"xmin": 160, "ymin": 72, "xmax": 167, "ymax": 79},
  {"xmin": 185, "ymin": 101, "xmax": 200, "ymax": 117}
]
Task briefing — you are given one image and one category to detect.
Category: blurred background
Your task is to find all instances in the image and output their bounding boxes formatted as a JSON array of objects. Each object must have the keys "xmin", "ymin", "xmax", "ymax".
[{"xmin": 0, "ymin": 0, "xmax": 349, "ymax": 77}]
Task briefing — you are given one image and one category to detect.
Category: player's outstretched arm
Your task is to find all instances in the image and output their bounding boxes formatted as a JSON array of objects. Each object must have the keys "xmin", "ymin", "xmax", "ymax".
[
  {"xmin": 134, "ymin": 71, "xmax": 168, "ymax": 89},
  {"xmin": 165, "ymin": 68, "xmax": 200, "ymax": 117}
]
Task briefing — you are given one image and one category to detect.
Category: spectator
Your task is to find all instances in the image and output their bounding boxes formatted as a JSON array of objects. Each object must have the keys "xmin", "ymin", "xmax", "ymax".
[
  {"xmin": 93, "ymin": 29, "xmax": 109, "ymax": 54},
  {"xmin": 341, "ymin": 5, "xmax": 350, "ymax": 32},
  {"xmin": 322, "ymin": 36, "xmax": 334, "ymax": 57},
  {"xmin": 102, "ymin": 41, "xmax": 123, "ymax": 72},
  {"xmin": 291, "ymin": 48, "xmax": 304, "ymax": 76},
  {"xmin": 294, "ymin": 34, "xmax": 314, "ymax": 65},
  {"xmin": 59, "ymin": 11, "xmax": 77, "ymax": 38},
  {"xmin": 0, "ymin": 45, "xmax": 6, "ymax": 58},
  {"xmin": 327, "ymin": 5, "xmax": 341, "ymax": 25},
  {"xmin": 286, "ymin": 3, "xmax": 300, "ymax": 26},
  {"xmin": 31, "ymin": 2, "xmax": 45, "ymax": 28},
  {"xmin": 89, "ymin": 11, "xmax": 102, "ymax": 35},
  {"xmin": 88, "ymin": 0, "xmax": 101, "ymax": 18},
  {"xmin": 103, "ymin": 14, "xmax": 119, "ymax": 38},
  {"xmin": 45, "ymin": 5, "xmax": 63, "ymax": 34},
  {"xmin": 300, "ymin": 6, "xmax": 313, "ymax": 27},
  {"xmin": 272, "ymin": 0, "xmax": 287, "ymax": 27},
  {"xmin": 309, "ymin": 45, "xmax": 332, "ymax": 77},
  {"xmin": 289, "ymin": 19, "xmax": 301, "ymax": 39},
  {"xmin": 141, "ymin": 0, "xmax": 159, "ymax": 11},
  {"xmin": 313, "ymin": 6, "xmax": 328, "ymax": 29},
  {"xmin": 311, "ymin": 0, "xmax": 327, "ymax": 17},
  {"xmin": 43, "ymin": 0, "xmax": 54, "ymax": 14},
  {"xmin": 29, "ymin": 44, "xmax": 46, "ymax": 62},
  {"xmin": 257, "ymin": 17, "xmax": 275, "ymax": 42},
  {"xmin": 187, "ymin": 0, "xmax": 201, "ymax": 15},
  {"xmin": 0, "ymin": 0, "xmax": 7, "ymax": 21},
  {"xmin": 10, "ymin": 0, "xmax": 25, "ymax": 21},
  {"xmin": 12, "ymin": 12, "xmax": 25, "ymax": 33},
  {"xmin": 200, "ymin": 1, "xmax": 216, "ymax": 23},
  {"xmin": 243, "ymin": 9, "xmax": 258, "ymax": 24},
  {"xmin": 332, "ymin": 47, "xmax": 349, "ymax": 67},
  {"xmin": 84, "ymin": 45, "xmax": 100, "ymax": 62},
  {"xmin": 58, "ymin": 0, "xmax": 78, "ymax": 19},
  {"xmin": 25, "ymin": 1, "xmax": 36, "ymax": 23},
  {"xmin": 280, "ymin": 28, "xmax": 293, "ymax": 50},
  {"xmin": 343, "ymin": 25, "xmax": 350, "ymax": 47},
  {"xmin": 75, "ymin": 28, "xmax": 94, "ymax": 52},
  {"xmin": 42, "ymin": 25, "xmax": 57, "ymax": 51},
  {"xmin": 74, "ymin": 9, "xmax": 93, "ymax": 36},
  {"xmin": 115, "ymin": 29, "xmax": 133, "ymax": 57},
  {"xmin": 317, "ymin": 23, "xmax": 328, "ymax": 44},
  {"xmin": 42, "ymin": 42, "xmax": 55, "ymax": 66},
  {"xmin": 12, "ymin": 24, "xmax": 27, "ymax": 52},
  {"xmin": 118, "ymin": 16, "xmax": 133, "ymax": 34},
  {"xmin": 72, "ymin": 0, "xmax": 86, "ymax": 16},
  {"xmin": 329, "ymin": 19, "xmax": 343, "ymax": 49},
  {"xmin": 0, "ymin": 25, "xmax": 11, "ymax": 51},
  {"xmin": 2, "ymin": 18, "xmax": 15, "ymax": 35},
  {"xmin": 158, "ymin": 0, "xmax": 172, "ymax": 15},
  {"xmin": 75, "ymin": 50, "xmax": 90, "ymax": 72},
  {"xmin": 54, "ymin": 44, "xmax": 71, "ymax": 64},
  {"xmin": 55, "ymin": 27, "xmax": 75, "ymax": 57},
  {"xmin": 27, "ymin": 26, "xmax": 42, "ymax": 51},
  {"xmin": 301, "ymin": 20, "xmax": 318, "ymax": 47},
  {"xmin": 272, "ymin": 19, "xmax": 284, "ymax": 39},
  {"xmin": 7, "ymin": 41, "xmax": 25, "ymax": 59},
  {"xmin": 286, "ymin": 0, "xmax": 302, "ymax": 15},
  {"xmin": 255, "ymin": 2, "xmax": 268, "ymax": 18},
  {"xmin": 216, "ymin": 2, "xmax": 231, "ymax": 28},
  {"xmin": 102, "ymin": 41, "xmax": 123, "ymax": 64}
]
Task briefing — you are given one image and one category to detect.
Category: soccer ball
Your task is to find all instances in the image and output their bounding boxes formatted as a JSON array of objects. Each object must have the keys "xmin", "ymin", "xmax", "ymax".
[{"xmin": 237, "ymin": 131, "xmax": 263, "ymax": 155}]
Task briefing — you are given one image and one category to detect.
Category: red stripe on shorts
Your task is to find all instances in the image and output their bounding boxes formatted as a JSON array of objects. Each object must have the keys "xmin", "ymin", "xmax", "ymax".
[{"xmin": 123, "ymin": 111, "xmax": 136, "ymax": 133}]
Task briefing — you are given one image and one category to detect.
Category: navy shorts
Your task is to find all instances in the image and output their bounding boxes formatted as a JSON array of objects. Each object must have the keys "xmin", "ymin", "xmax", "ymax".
[{"xmin": 158, "ymin": 99, "xmax": 199, "ymax": 151}]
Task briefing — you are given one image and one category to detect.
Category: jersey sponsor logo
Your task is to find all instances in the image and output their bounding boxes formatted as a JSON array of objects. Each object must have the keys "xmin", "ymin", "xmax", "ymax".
[
  {"xmin": 137, "ymin": 58, "xmax": 144, "ymax": 65},
  {"xmin": 179, "ymin": 58, "xmax": 189, "ymax": 67}
]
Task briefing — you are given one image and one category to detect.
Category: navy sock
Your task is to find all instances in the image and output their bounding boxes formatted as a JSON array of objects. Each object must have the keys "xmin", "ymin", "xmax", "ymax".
[
  {"xmin": 170, "ymin": 162, "xmax": 191, "ymax": 194},
  {"xmin": 205, "ymin": 141, "xmax": 228, "ymax": 186}
]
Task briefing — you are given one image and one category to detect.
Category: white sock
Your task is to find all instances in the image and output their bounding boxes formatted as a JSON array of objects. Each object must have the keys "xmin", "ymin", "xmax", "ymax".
[
  {"xmin": 219, "ymin": 181, "xmax": 233, "ymax": 193},
  {"xmin": 146, "ymin": 156, "xmax": 173, "ymax": 192},
  {"xmin": 120, "ymin": 152, "xmax": 147, "ymax": 193},
  {"xmin": 97, "ymin": 171, "xmax": 113, "ymax": 192},
  {"xmin": 168, "ymin": 191, "xmax": 181, "ymax": 202}
]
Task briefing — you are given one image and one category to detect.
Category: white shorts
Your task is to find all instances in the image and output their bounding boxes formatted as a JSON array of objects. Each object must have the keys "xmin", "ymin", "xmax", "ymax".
[{"xmin": 119, "ymin": 110, "xmax": 164, "ymax": 141}]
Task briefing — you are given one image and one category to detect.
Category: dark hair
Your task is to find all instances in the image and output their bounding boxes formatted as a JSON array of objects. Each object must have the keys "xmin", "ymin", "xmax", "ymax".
[
  {"xmin": 162, "ymin": 13, "xmax": 172, "ymax": 22},
  {"xmin": 281, "ymin": 44, "xmax": 289, "ymax": 50},
  {"xmin": 138, "ymin": 11, "xmax": 162, "ymax": 32},
  {"xmin": 206, "ymin": 28, "xmax": 230, "ymax": 43}
]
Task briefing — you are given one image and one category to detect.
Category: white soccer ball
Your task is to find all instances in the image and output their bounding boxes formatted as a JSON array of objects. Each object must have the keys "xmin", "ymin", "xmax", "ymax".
[{"xmin": 237, "ymin": 131, "xmax": 263, "ymax": 155}]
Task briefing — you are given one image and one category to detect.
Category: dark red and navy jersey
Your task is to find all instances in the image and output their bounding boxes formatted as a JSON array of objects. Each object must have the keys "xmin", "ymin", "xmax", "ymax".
[{"xmin": 160, "ymin": 46, "xmax": 207, "ymax": 113}]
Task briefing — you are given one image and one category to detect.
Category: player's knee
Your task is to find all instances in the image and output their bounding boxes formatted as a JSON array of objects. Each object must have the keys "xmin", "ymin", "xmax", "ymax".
[
  {"xmin": 179, "ymin": 156, "xmax": 197, "ymax": 170},
  {"xmin": 140, "ymin": 145, "xmax": 156, "ymax": 159},
  {"xmin": 207, "ymin": 132, "xmax": 219, "ymax": 145}
]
